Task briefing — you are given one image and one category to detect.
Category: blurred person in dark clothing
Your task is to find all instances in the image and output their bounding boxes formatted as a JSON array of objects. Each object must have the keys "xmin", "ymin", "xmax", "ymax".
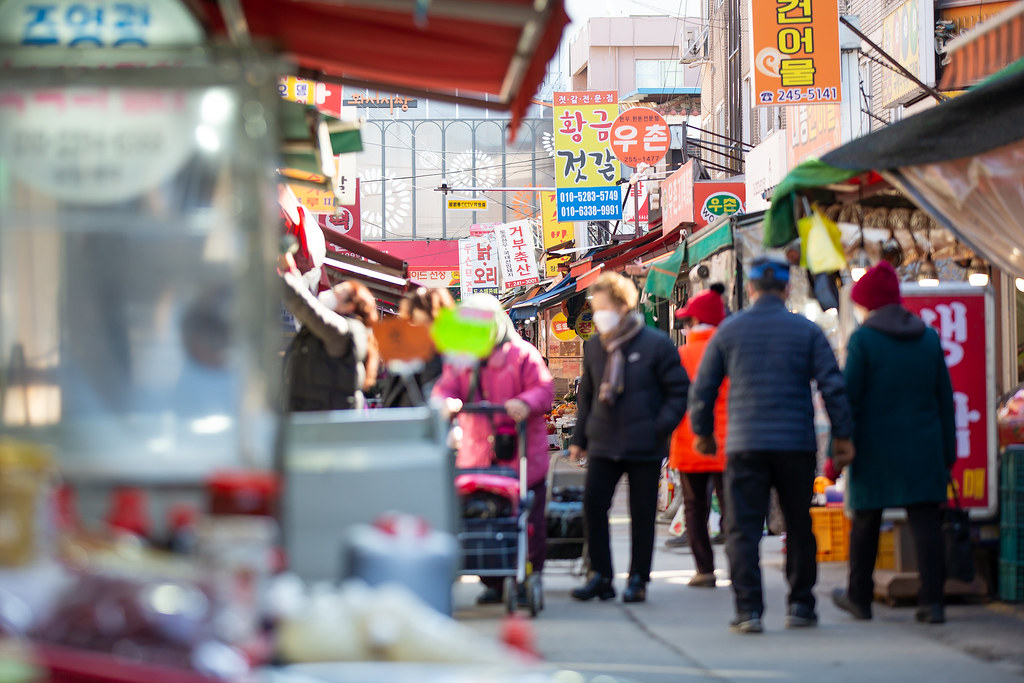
[
  {"xmin": 689, "ymin": 258, "xmax": 854, "ymax": 634},
  {"xmin": 831, "ymin": 262, "xmax": 955, "ymax": 625},
  {"xmin": 280, "ymin": 253, "xmax": 378, "ymax": 411},
  {"xmin": 569, "ymin": 273, "xmax": 689, "ymax": 604}
]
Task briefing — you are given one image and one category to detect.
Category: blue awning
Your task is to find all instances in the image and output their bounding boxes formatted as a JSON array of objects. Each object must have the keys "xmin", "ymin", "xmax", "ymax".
[{"xmin": 508, "ymin": 276, "xmax": 579, "ymax": 320}]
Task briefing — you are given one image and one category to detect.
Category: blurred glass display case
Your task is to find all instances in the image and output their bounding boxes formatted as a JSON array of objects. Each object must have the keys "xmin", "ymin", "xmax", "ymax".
[{"xmin": 0, "ymin": 49, "xmax": 284, "ymax": 482}]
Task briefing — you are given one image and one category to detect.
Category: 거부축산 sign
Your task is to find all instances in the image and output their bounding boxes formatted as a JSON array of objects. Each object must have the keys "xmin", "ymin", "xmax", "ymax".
[
  {"xmin": 553, "ymin": 91, "xmax": 624, "ymax": 223},
  {"xmin": 447, "ymin": 199, "xmax": 488, "ymax": 211},
  {"xmin": 750, "ymin": 0, "xmax": 841, "ymax": 106}
]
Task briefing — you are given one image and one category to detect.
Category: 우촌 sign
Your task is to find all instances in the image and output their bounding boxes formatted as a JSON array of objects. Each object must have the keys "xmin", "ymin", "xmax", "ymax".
[{"xmin": 610, "ymin": 108, "xmax": 670, "ymax": 168}]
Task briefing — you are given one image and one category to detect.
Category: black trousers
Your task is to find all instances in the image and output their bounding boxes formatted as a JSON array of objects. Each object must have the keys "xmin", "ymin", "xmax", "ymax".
[
  {"xmin": 725, "ymin": 450, "xmax": 817, "ymax": 617},
  {"xmin": 584, "ymin": 457, "xmax": 661, "ymax": 582},
  {"xmin": 680, "ymin": 471, "xmax": 726, "ymax": 575},
  {"xmin": 847, "ymin": 504, "xmax": 945, "ymax": 609}
]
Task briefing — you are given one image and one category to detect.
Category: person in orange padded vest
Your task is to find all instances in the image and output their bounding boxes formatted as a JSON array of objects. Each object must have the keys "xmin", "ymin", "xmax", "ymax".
[{"xmin": 667, "ymin": 287, "xmax": 729, "ymax": 588}]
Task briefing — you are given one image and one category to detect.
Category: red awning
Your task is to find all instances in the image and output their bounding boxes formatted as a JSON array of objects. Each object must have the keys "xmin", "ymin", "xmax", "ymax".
[
  {"xmin": 319, "ymin": 225, "xmax": 411, "ymax": 303},
  {"xmin": 940, "ymin": 3, "xmax": 1024, "ymax": 90},
  {"xmin": 572, "ymin": 228, "xmax": 683, "ymax": 292},
  {"xmin": 599, "ymin": 228, "xmax": 683, "ymax": 275},
  {"xmin": 205, "ymin": 0, "xmax": 569, "ymax": 135}
]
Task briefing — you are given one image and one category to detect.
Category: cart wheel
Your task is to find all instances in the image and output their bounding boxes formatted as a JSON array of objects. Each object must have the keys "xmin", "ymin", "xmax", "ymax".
[
  {"xmin": 526, "ymin": 574, "xmax": 542, "ymax": 617},
  {"xmin": 503, "ymin": 577, "xmax": 517, "ymax": 614}
]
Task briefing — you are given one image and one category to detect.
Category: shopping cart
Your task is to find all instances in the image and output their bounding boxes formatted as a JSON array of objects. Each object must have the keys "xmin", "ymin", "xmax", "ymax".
[
  {"xmin": 455, "ymin": 402, "xmax": 542, "ymax": 617},
  {"xmin": 544, "ymin": 451, "xmax": 587, "ymax": 576}
]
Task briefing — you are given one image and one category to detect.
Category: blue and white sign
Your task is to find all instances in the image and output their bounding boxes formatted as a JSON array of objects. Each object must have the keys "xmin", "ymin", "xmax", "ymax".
[
  {"xmin": 556, "ymin": 187, "xmax": 623, "ymax": 222},
  {"xmin": 0, "ymin": 0, "xmax": 203, "ymax": 51}
]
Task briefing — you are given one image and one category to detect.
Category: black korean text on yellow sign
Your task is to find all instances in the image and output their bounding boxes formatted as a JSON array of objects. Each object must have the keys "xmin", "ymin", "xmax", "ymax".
[{"xmin": 447, "ymin": 199, "xmax": 489, "ymax": 211}]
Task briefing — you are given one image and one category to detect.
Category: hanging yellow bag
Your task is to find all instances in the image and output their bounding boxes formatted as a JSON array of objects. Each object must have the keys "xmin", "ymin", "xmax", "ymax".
[{"xmin": 797, "ymin": 204, "xmax": 847, "ymax": 274}]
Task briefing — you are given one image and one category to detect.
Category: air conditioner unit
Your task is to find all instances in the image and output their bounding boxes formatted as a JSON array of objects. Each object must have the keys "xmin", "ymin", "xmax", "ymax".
[{"xmin": 680, "ymin": 27, "xmax": 709, "ymax": 64}]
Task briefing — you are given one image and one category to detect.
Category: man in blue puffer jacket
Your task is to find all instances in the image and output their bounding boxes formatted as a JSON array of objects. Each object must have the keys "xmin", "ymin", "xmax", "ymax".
[{"xmin": 688, "ymin": 257, "xmax": 855, "ymax": 634}]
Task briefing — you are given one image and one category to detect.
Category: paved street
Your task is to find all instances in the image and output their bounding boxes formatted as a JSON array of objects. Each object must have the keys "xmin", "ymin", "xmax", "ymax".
[{"xmin": 455, "ymin": 483, "xmax": 1024, "ymax": 683}]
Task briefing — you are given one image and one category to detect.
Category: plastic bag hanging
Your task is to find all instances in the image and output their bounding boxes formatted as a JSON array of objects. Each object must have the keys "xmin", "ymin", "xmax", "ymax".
[{"xmin": 797, "ymin": 199, "xmax": 847, "ymax": 275}]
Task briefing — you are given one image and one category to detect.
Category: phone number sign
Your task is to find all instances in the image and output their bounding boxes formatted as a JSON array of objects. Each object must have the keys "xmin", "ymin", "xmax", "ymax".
[
  {"xmin": 556, "ymin": 188, "xmax": 622, "ymax": 222},
  {"xmin": 553, "ymin": 91, "xmax": 623, "ymax": 222},
  {"xmin": 750, "ymin": 0, "xmax": 842, "ymax": 106}
]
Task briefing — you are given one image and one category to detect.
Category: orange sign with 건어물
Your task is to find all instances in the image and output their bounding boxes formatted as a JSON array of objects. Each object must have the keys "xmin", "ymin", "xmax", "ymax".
[{"xmin": 750, "ymin": 0, "xmax": 841, "ymax": 107}]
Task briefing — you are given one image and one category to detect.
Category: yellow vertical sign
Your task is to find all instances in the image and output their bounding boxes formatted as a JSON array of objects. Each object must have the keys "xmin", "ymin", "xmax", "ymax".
[
  {"xmin": 552, "ymin": 91, "xmax": 622, "ymax": 222},
  {"xmin": 541, "ymin": 190, "xmax": 575, "ymax": 278}
]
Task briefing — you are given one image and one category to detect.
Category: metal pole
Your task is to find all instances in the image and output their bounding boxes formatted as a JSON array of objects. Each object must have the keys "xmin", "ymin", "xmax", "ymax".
[
  {"xmin": 839, "ymin": 16, "xmax": 948, "ymax": 103},
  {"xmin": 633, "ymin": 181, "xmax": 641, "ymax": 238}
]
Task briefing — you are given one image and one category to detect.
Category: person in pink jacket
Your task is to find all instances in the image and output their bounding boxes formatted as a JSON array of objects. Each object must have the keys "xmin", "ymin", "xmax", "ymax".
[{"xmin": 432, "ymin": 294, "xmax": 555, "ymax": 605}]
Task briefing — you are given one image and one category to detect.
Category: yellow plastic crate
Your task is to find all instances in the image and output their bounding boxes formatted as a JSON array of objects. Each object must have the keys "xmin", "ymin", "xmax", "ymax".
[
  {"xmin": 876, "ymin": 528, "xmax": 896, "ymax": 570},
  {"xmin": 811, "ymin": 507, "xmax": 852, "ymax": 562}
]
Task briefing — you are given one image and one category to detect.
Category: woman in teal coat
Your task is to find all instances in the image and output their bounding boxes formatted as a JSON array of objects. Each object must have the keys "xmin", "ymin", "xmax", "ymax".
[{"xmin": 831, "ymin": 262, "xmax": 956, "ymax": 625}]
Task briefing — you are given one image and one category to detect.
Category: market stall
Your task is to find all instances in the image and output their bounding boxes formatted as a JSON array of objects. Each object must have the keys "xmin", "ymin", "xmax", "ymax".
[
  {"xmin": 760, "ymin": 62, "xmax": 1024, "ymax": 603},
  {"xmin": 0, "ymin": 0, "xmax": 572, "ymax": 676}
]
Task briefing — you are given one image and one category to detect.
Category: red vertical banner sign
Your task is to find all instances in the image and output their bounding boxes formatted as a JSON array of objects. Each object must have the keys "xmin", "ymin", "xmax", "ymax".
[{"xmin": 902, "ymin": 285, "xmax": 997, "ymax": 516}]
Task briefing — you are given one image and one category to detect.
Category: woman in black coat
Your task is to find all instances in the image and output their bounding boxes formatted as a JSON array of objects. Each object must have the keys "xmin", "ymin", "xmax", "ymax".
[
  {"xmin": 280, "ymin": 253, "xmax": 378, "ymax": 412},
  {"xmin": 569, "ymin": 272, "xmax": 690, "ymax": 603}
]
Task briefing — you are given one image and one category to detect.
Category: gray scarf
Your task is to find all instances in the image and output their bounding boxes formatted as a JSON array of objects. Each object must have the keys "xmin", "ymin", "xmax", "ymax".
[{"xmin": 598, "ymin": 313, "xmax": 644, "ymax": 405}]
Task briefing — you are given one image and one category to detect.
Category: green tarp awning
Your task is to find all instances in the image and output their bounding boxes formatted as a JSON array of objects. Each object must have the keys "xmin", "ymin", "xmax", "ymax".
[
  {"xmin": 643, "ymin": 244, "xmax": 686, "ymax": 300},
  {"xmin": 762, "ymin": 61, "xmax": 1024, "ymax": 248},
  {"xmin": 688, "ymin": 217, "xmax": 735, "ymax": 264}
]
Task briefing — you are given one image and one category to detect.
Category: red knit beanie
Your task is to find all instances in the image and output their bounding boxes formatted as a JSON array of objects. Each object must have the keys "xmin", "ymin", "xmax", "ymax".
[
  {"xmin": 675, "ymin": 290, "xmax": 726, "ymax": 326},
  {"xmin": 851, "ymin": 262, "xmax": 901, "ymax": 311}
]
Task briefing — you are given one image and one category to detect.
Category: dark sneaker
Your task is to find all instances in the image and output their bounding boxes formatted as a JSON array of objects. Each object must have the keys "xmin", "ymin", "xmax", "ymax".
[
  {"xmin": 711, "ymin": 533, "xmax": 726, "ymax": 545},
  {"xmin": 784, "ymin": 603, "xmax": 819, "ymax": 628},
  {"xmin": 832, "ymin": 588, "xmax": 872, "ymax": 620},
  {"xmin": 729, "ymin": 613, "xmax": 764, "ymax": 634},
  {"xmin": 664, "ymin": 532, "xmax": 689, "ymax": 548},
  {"xmin": 476, "ymin": 586, "xmax": 503, "ymax": 605},
  {"xmin": 915, "ymin": 604, "xmax": 945, "ymax": 624},
  {"xmin": 571, "ymin": 574, "xmax": 616, "ymax": 601}
]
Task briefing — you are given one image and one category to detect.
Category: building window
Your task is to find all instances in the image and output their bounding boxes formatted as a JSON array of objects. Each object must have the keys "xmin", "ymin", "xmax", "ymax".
[{"xmin": 635, "ymin": 60, "xmax": 692, "ymax": 91}]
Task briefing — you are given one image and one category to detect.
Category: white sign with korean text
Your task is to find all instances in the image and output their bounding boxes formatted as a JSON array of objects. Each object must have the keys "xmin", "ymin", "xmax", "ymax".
[
  {"xmin": 0, "ymin": 0, "xmax": 204, "ymax": 60},
  {"xmin": 745, "ymin": 128, "xmax": 789, "ymax": 212},
  {"xmin": 0, "ymin": 88, "xmax": 201, "ymax": 204},
  {"xmin": 459, "ymin": 235, "xmax": 500, "ymax": 299},
  {"xmin": 496, "ymin": 220, "xmax": 540, "ymax": 291},
  {"xmin": 335, "ymin": 153, "xmax": 357, "ymax": 206},
  {"xmin": 0, "ymin": 0, "xmax": 206, "ymax": 204}
]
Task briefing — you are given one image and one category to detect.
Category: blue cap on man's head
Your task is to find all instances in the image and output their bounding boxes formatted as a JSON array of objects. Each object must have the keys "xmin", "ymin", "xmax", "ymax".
[{"xmin": 746, "ymin": 257, "xmax": 791, "ymax": 283}]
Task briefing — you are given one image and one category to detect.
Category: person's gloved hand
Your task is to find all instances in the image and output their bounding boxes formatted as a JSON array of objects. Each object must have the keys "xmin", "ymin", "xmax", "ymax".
[{"xmin": 832, "ymin": 438, "xmax": 855, "ymax": 471}]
